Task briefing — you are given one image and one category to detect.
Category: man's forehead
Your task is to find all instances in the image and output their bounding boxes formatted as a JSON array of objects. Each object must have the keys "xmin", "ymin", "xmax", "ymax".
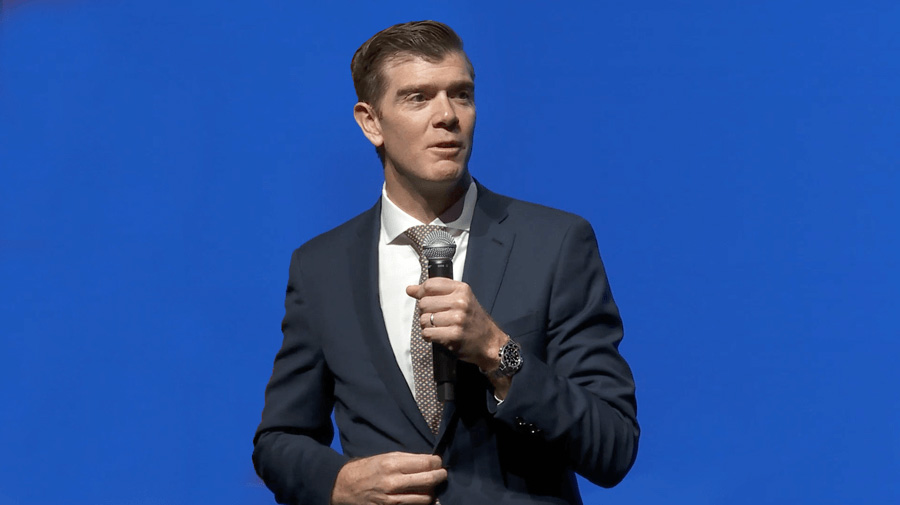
[{"xmin": 381, "ymin": 51, "xmax": 474, "ymax": 82}]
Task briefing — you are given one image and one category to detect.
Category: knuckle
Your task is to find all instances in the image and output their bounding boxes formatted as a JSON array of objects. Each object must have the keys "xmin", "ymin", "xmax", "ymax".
[
  {"xmin": 381, "ymin": 458, "xmax": 398, "ymax": 473},
  {"xmin": 383, "ymin": 475, "xmax": 401, "ymax": 491}
]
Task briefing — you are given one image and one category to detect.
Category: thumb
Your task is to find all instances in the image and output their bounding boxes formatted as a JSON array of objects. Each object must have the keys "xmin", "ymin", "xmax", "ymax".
[{"xmin": 406, "ymin": 284, "xmax": 422, "ymax": 299}]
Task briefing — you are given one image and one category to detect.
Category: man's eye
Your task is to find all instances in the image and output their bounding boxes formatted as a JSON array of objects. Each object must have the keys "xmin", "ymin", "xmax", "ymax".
[
  {"xmin": 455, "ymin": 91, "xmax": 473, "ymax": 101},
  {"xmin": 409, "ymin": 93, "xmax": 426, "ymax": 102}
]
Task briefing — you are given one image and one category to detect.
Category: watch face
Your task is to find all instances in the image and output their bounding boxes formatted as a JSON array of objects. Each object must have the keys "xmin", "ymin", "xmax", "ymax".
[{"xmin": 500, "ymin": 339, "xmax": 523, "ymax": 374}]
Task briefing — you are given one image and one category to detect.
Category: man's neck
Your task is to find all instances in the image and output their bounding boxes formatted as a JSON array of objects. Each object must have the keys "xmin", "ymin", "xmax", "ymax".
[{"xmin": 384, "ymin": 173, "xmax": 472, "ymax": 224}]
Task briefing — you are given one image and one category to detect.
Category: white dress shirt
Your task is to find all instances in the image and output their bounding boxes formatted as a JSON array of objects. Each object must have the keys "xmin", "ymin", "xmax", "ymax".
[{"xmin": 378, "ymin": 181, "xmax": 477, "ymax": 397}]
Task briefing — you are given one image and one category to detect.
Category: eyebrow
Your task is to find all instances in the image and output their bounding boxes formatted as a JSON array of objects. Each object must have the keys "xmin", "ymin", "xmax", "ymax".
[{"xmin": 395, "ymin": 79, "xmax": 475, "ymax": 98}]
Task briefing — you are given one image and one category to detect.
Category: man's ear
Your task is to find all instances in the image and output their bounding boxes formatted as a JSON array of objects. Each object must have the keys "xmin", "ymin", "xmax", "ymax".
[{"xmin": 353, "ymin": 102, "xmax": 384, "ymax": 148}]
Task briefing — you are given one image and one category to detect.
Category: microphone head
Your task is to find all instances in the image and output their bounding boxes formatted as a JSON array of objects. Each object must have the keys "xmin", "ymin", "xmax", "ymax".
[{"xmin": 422, "ymin": 229, "xmax": 457, "ymax": 261}]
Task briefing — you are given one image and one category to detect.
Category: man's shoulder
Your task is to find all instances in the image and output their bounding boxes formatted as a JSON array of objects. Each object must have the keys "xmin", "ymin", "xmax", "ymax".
[
  {"xmin": 291, "ymin": 201, "xmax": 379, "ymax": 260},
  {"xmin": 479, "ymin": 185, "xmax": 592, "ymax": 231}
]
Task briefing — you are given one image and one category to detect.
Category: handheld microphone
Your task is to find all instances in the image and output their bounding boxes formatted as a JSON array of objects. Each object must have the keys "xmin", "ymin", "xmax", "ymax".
[{"xmin": 422, "ymin": 229, "xmax": 458, "ymax": 403}]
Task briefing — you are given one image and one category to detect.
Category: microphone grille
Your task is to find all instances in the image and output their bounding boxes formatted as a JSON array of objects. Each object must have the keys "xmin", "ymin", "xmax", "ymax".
[{"xmin": 422, "ymin": 229, "xmax": 457, "ymax": 261}]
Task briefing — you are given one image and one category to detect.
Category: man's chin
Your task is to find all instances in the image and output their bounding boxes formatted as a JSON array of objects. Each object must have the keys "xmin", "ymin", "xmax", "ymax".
[
  {"xmin": 426, "ymin": 163, "xmax": 469, "ymax": 187},
  {"xmin": 384, "ymin": 158, "xmax": 470, "ymax": 196}
]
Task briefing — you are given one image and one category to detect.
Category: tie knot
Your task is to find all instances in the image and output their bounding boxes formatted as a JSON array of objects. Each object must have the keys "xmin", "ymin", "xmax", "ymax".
[{"xmin": 404, "ymin": 225, "xmax": 448, "ymax": 253}]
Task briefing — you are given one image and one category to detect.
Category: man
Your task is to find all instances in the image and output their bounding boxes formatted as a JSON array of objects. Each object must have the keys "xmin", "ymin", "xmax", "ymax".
[{"xmin": 254, "ymin": 20, "xmax": 639, "ymax": 505}]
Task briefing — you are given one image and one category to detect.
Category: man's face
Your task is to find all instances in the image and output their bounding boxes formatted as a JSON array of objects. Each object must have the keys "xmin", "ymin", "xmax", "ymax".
[{"xmin": 363, "ymin": 51, "xmax": 476, "ymax": 195}]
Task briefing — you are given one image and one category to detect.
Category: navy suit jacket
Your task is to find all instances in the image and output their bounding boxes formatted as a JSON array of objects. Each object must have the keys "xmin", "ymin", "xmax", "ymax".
[{"xmin": 253, "ymin": 182, "xmax": 639, "ymax": 504}]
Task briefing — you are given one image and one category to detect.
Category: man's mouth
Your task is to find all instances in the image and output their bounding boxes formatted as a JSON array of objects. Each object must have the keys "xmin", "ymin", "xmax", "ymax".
[{"xmin": 432, "ymin": 141, "xmax": 463, "ymax": 149}]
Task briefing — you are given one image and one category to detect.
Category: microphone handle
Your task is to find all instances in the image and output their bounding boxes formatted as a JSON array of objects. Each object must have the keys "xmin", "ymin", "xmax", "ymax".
[{"xmin": 427, "ymin": 258, "xmax": 457, "ymax": 402}]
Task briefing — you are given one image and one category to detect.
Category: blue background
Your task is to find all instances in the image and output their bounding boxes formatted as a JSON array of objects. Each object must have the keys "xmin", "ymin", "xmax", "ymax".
[{"xmin": 1, "ymin": 1, "xmax": 897, "ymax": 504}]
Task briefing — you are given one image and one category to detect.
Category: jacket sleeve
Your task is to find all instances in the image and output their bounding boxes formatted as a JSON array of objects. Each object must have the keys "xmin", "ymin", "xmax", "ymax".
[
  {"xmin": 490, "ymin": 217, "xmax": 639, "ymax": 488},
  {"xmin": 253, "ymin": 248, "xmax": 350, "ymax": 505}
]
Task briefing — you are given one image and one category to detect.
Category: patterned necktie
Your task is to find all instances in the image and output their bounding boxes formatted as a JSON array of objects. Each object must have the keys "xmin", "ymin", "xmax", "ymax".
[{"xmin": 404, "ymin": 224, "xmax": 448, "ymax": 436}]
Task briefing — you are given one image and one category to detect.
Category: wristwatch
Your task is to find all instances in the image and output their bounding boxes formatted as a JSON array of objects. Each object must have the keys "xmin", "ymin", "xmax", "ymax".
[{"xmin": 488, "ymin": 336, "xmax": 523, "ymax": 379}]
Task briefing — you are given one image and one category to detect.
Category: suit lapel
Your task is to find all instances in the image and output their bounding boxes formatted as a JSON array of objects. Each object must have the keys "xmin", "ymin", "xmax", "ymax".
[
  {"xmin": 348, "ymin": 201, "xmax": 436, "ymax": 445},
  {"xmin": 434, "ymin": 182, "xmax": 514, "ymax": 452},
  {"xmin": 462, "ymin": 182, "xmax": 514, "ymax": 315}
]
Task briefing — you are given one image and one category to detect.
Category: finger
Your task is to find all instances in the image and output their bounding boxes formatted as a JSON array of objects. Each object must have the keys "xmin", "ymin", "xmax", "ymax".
[
  {"xmin": 405, "ymin": 284, "xmax": 423, "ymax": 299},
  {"xmin": 416, "ymin": 294, "xmax": 458, "ymax": 315},
  {"xmin": 418, "ymin": 310, "xmax": 454, "ymax": 329},
  {"xmin": 384, "ymin": 492, "xmax": 434, "ymax": 505},
  {"xmin": 389, "ymin": 468, "xmax": 449, "ymax": 493},
  {"xmin": 420, "ymin": 312, "xmax": 433, "ymax": 329},
  {"xmin": 420, "ymin": 309, "xmax": 465, "ymax": 330},
  {"xmin": 405, "ymin": 282, "xmax": 454, "ymax": 300},
  {"xmin": 420, "ymin": 326, "xmax": 461, "ymax": 347},
  {"xmin": 420, "ymin": 277, "xmax": 458, "ymax": 295},
  {"xmin": 383, "ymin": 453, "xmax": 444, "ymax": 473}
]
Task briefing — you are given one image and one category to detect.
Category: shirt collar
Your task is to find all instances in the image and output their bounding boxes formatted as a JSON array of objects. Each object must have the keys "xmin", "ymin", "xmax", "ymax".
[{"xmin": 381, "ymin": 180, "xmax": 478, "ymax": 244}]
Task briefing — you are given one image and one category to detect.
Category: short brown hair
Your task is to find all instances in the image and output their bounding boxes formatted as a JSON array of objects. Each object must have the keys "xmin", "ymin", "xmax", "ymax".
[{"xmin": 351, "ymin": 20, "xmax": 474, "ymax": 110}]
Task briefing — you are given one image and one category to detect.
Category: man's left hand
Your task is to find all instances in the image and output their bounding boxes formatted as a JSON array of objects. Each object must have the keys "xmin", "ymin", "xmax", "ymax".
[{"xmin": 406, "ymin": 278, "xmax": 507, "ymax": 373}]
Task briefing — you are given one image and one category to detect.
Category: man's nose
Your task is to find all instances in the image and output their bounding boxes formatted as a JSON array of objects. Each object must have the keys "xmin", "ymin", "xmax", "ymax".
[{"xmin": 432, "ymin": 94, "xmax": 459, "ymax": 130}]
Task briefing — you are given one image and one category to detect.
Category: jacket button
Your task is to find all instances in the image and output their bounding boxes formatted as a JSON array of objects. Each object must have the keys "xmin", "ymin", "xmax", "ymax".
[{"xmin": 514, "ymin": 417, "xmax": 528, "ymax": 431}]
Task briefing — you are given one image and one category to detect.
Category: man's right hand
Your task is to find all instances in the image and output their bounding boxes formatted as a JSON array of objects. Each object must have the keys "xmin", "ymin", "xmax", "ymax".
[{"xmin": 331, "ymin": 452, "xmax": 447, "ymax": 505}]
